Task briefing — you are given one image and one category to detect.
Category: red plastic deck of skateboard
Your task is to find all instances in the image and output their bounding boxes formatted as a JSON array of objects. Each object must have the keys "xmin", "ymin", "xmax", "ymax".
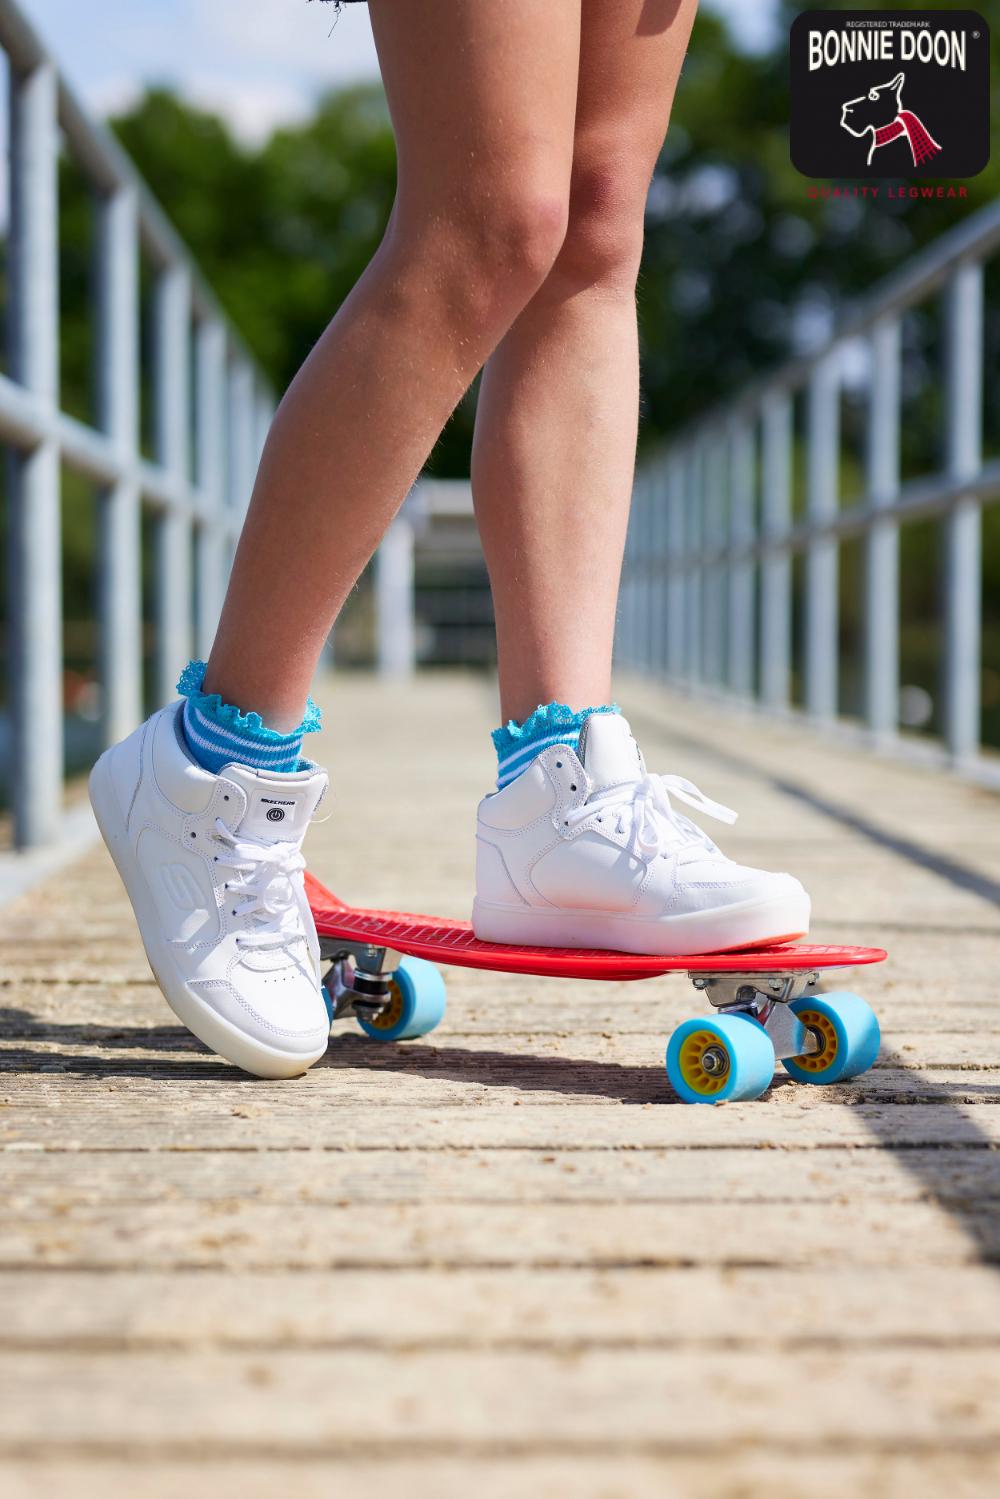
[{"xmin": 306, "ymin": 872, "xmax": 887, "ymax": 982}]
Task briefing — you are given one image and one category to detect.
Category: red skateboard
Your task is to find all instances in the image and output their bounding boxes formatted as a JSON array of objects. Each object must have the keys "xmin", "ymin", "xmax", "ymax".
[{"xmin": 307, "ymin": 871, "xmax": 887, "ymax": 1104}]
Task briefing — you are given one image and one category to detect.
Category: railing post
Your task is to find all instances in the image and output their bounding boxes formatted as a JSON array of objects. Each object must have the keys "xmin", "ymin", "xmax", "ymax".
[
  {"xmin": 618, "ymin": 492, "xmax": 635, "ymax": 669},
  {"xmin": 760, "ymin": 391, "xmax": 792, "ymax": 712},
  {"xmin": 652, "ymin": 459, "xmax": 670, "ymax": 679},
  {"xmin": 153, "ymin": 264, "xmax": 192, "ymax": 703},
  {"xmin": 666, "ymin": 452, "xmax": 686, "ymax": 681},
  {"xmin": 684, "ymin": 443, "xmax": 704, "ymax": 685},
  {"xmin": 96, "ymin": 184, "xmax": 142, "ymax": 746},
  {"xmin": 639, "ymin": 471, "xmax": 655, "ymax": 674},
  {"xmin": 376, "ymin": 516, "xmax": 416, "ymax": 676},
  {"xmin": 727, "ymin": 416, "xmax": 756, "ymax": 699},
  {"xmin": 864, "ymin": 317, "xmax": 901, "ymax": 742},
  {"xmin": 194, "ymin": 320, "xmax": 227, "ymax": 657},
  {"xmin": 227, "ymin": 358, "xmax": 255, "ymax": 535},
  {"xmin": 805, "ymin": 352, "xmax": 840, "ymax": 721},
  {"xmin": 255, "ymin": 387, "xmax": 273, "ymax": 466},
  {"xmin": 632, "ymin": 467, "xmax": 650, "ymax": 668},
  {"xmin": 226, "ymin": 353, "xmax": 257, "ymax": 587},
  {"xmin": 943, "ymin": 259, "xmax": 983, "ymax": 765},
  {"xmin": 7, "ymin": 57, "xmax": 61, "ymax": 848},
  {"xmin": 702, "ymin": 435, "xmax": 727, "ymax": 688}
]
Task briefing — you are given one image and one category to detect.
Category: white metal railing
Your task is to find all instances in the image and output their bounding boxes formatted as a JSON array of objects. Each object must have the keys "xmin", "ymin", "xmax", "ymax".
[
  {"xmin": 620, "ymin": 197, "xmax": 1000, "ymax": 784},
  {"xmin": 375, "ymin": 480, "xmax": 478, "ymax": 675},
  {"xmin": 0, "ymin": 0, "xmax": 273, "ymax": 849}
]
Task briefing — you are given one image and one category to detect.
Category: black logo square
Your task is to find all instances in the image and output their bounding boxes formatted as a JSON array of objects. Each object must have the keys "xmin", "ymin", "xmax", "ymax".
[{"xmin": 790, "ymin": 11, "xmax": 990, "ymax": 178}]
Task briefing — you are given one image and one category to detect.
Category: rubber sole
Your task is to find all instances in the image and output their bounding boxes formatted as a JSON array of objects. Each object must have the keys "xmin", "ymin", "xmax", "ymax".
[
  {"xmin": 471, "ymin": 892, "xmax": 810, "ymax": 957},
  {"xmin": 88, "ymin": 751, "xmax": 329, "ymax": 1080}
]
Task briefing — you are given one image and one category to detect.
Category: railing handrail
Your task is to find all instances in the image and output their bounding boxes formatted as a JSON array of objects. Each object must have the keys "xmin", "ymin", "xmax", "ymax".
[
  {"xmin": 0, "ymin": 2, "xmax": 256, "ymax": 354},
  {"xmin": 661, "ymin": 195, "xmax": 1000, "ymax": 448},
  {"xmin": 0, "ymin": 0, "xmax": 274, "ymax": 852},
  {"xmin": 621, "ymin": 194, "xmax": 999, "ymax": 784}
]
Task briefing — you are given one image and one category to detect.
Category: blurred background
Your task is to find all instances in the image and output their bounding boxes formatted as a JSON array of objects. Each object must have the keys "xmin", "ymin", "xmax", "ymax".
[{"xmin": 0, "ymin": 0, "xmax": 998, "ymax": 838}]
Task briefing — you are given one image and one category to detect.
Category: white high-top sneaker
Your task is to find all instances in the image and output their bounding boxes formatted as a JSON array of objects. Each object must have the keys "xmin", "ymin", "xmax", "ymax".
[
  {"xmin": 89, "ymin": 701, "xmax": 330, "ymax": 1078},
  {"xmin": 473, "ymin": 711, "xmax": 810, "ymax": 956}
]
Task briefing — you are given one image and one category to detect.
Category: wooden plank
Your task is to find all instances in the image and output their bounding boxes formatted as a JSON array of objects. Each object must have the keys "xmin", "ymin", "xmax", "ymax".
[
  {"xmin": 2, "ymin": 1265, "xmax": 999, "ymax": 1351},
  {"xmin": 3, "ymin": 1103, "xmax": 995, "ymax": 1145},
  {"xmin": 2, "ymin": 972, "xmax": 996, "ymax": 1049},
  {"xmin": 2, "ymin": 1144, "xmax": 998, "ymax": 1207},
  {"xmin": 2, "ymin": 1098, "xmax": 998, "ymax": 1152},
  {"xmin": 1, "ymin": 1456, "xmax": 998, "ymax": 1499},
  {"xmin": 0, "ymin": 1199, "xmax": 991, "ymax": 1270},
  {"xmin": 2, "ymin": 1348, "xmax": 1000, "ymax": 1452},
  {"xmin": 4, "ymin": 1052, "xmax": 995, "ymax": 1107}
]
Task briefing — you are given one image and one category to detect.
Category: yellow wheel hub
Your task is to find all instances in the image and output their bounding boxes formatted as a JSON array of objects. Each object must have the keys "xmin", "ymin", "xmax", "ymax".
[
  {"xmin": 677, "ymin": 1029, "xmax": 730, "ymax": 1097},
  {"xmin": 791, "ymin": 1009, "xmax": 839, "ymax": 1073},
  {"xmin": 368, "ymin": 979, "xmax": 405, "ymax": 1031}
]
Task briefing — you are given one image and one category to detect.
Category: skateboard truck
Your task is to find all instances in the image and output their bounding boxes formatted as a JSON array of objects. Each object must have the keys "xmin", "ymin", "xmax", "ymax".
[
  {"xmin": 690, "ymin": 969, "xmax": 823, "ymax": 1061},
  {"xmin": 320, "ymin": 939, "xmax": 402, "ymax": 1022}
]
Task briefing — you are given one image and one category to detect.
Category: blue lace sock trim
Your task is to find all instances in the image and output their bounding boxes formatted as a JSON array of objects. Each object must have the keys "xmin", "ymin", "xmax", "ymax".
[
  {"xmin": 176, "ymin": 661, "xmax": 322, "ymax": 776},
  {"xmin": 492, "ymin": 702, "xmax": 617, "ymax": 790}
]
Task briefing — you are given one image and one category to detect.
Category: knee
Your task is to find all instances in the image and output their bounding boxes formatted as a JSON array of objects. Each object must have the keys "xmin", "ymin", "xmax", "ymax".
[
  {"xmin": 394, "ymin": 177, "xmax": 569, "ymax": 336},
  {"xmin": 450, "ymin": 184, "xmax": 569, "ymax": 326},
  {"xmin": 479, "ymin": 187, "xmax": 570, "ymax": 287},
  {"xmin": 555, "ymin": 153, "xmax": 651, "ymax": 295}
]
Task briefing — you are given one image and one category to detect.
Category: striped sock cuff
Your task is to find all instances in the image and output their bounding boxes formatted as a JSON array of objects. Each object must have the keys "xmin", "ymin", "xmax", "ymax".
[
  {"xmin": 177, "ymin": 660, "xmax": 321, "ymax": 777},
  {"xmin": 491, "ymin": 702, "xmax": 617, "ymax": 791}
]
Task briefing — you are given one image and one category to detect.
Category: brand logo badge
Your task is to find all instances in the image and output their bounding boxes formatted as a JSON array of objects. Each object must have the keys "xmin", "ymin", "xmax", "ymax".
[
  {"xmin": 161, "ymin": 864, "xmax": 205, "ymax": 912},
  {"xmin": 266, "ymin": 807, "xmax": 286, "ymax": 822},
  {"xmin": 790, "ymin": 11, "xmax": 989, "ymax": 179}
]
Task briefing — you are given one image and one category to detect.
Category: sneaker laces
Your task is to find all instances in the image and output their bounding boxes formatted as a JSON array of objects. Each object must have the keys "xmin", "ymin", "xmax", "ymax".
[
  {"xmin": 565, "ymin": 773, "xmax": 738, "ymax": 862},
  {"xmin": 211, "ymin": 819, "xmax": 308, "ymax": 951}
]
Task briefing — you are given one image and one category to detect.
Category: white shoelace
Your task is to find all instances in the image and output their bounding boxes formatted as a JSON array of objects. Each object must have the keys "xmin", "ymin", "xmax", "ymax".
[
  {"xmin": 565, "ymin": 773, "xmax": 738, "ymax": 862},
  {"xmin": 211, "ymin": 819, "xmax": 307, "ymax": 951}
]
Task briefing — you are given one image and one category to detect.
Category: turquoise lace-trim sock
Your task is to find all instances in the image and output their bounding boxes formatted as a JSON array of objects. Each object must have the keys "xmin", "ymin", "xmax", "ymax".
[
  {"xmin": 177, "ymin": 661, "xmax": 322, "ymax": 776},
  {"xmin": 492, "ymin": 702, "xmax": 617, "ymax": 790}
]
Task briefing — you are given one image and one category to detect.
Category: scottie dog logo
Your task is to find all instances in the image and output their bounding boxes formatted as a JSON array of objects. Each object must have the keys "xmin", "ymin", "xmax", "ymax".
[{"xmin": 840, "ymin": 70, "xmax": 942, "ymax": 168}]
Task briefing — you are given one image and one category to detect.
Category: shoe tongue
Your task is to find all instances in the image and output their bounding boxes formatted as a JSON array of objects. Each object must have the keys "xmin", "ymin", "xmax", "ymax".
[
  {"xmin": 222, "ymin": 764, "xmax": 328, "ymax": 844},
  {"xmin": 577, "ymin": 712, "xmax": 643, "ymax": 792}
]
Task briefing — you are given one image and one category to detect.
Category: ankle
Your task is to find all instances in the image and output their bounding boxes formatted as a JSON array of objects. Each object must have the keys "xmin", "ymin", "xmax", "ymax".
[
  {"xmin": 492, "ymin": 701, "xmax": 617, "ymax": 790},
  {"xmin": 177, "ymin": 660, "xmax": 322, "ymax": 777}
]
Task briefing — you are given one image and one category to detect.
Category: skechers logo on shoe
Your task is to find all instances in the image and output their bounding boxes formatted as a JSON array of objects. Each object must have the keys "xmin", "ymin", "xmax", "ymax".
[
  {"xmin": 261, "ymin": 796, "xmax": 294, "ymax": 824},
  {"xmin": 161, "ymin": 863, "xmax": 205, "ymax": 912}
]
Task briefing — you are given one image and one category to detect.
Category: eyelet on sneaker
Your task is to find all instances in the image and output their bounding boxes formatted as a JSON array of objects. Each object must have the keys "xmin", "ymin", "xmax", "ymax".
[
  {"xmin": 556, "ymin": 761, "xmax": 562, "ymax": 768},
  {"xmin": 570, "ymin": 784, "xmax": 577, "ymax": 792},
  {"xmin": 189, "ymin": 832, "xmax": 196, "ymax": 839}
]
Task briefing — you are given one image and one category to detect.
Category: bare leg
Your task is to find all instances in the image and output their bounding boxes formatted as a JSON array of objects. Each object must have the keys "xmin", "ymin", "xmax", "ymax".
[
  {"xmin": 472, "ymin": 0, "xmax": 698, "ymax": 725},
  {"xmin": 205, "ymin": 0, "xmax": 581, "ymax": 729}
]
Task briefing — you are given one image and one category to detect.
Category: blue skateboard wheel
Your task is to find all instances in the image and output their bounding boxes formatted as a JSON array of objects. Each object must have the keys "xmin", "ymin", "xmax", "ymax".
[
  {"xmin": 781, "ymin": 991, "xmax": 880, "ymax": 1084},
  {"xmin": 356, "ymin": 955, "xmax": 447, "ymax": 1042},
  {"xmin": 666, "ymin": 1012, "xmax": 776, "ymax": 1104}
]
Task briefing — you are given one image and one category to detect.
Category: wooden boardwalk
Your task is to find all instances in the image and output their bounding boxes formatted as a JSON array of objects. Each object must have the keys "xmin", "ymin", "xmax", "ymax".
[{"xmin": 2, "ymin": 672, "xmax": 999, "ymax": 1498}]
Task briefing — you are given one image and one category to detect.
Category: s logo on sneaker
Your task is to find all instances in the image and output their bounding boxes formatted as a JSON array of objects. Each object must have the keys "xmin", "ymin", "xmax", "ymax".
[{"xmin": 161, "ymin": 863, "xmax": 205, "ymax": 912}]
